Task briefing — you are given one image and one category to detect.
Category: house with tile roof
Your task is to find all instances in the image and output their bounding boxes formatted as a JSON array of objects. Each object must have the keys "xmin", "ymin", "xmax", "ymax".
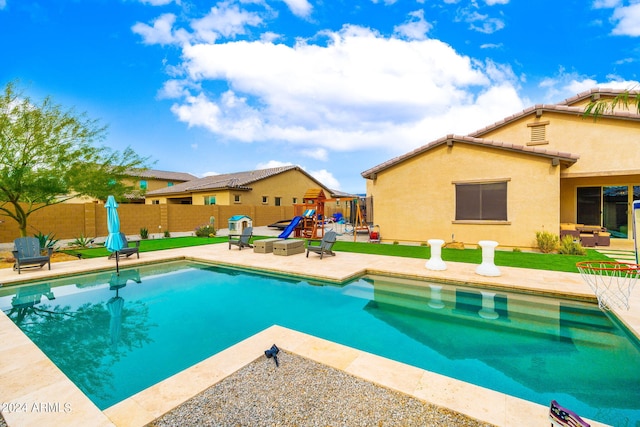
[
  {"xmin": 145, "ymin": 165, "xmax": 335, "ymax": 207},
  {"xmin": 124, "ymin": 169, "xmax": 199, "ymax": 203},
  {"xmin": 61, "ymin": 169, "xmax": 199, "ymax": 204},
  {"xmin": 362, "ymin": 88, "xmax": 640, "ymax": 248}
]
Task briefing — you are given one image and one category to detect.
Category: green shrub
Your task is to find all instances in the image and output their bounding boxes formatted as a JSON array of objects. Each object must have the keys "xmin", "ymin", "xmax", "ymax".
[
  {"xmin": 34, "ymin": 231, "xmax": 59, "ymax": 251},
  {"xmin": 558, "ymin": 235, "xmax": 586, "ymax": 256},
  {"xmin": 535, "ymin": 231, "xmax": 559, "ymax": 253},
  {"xmin": 512, "ymin": 247, "xmax": 522, "ymax": 253},
  {"xmin": 69, "ymin": 234, "xmax": 94, "ymax": 249},
  {"xmin": 140, "ymin": 227, "xmax": 149, "ymax": 239},
  {"xmin": 164, "ymin": 230, "xmax": 171, "ymax": 238},
  {"xmin": 195, "ymin": 224, "xmax": 216, "ymax": 237}
]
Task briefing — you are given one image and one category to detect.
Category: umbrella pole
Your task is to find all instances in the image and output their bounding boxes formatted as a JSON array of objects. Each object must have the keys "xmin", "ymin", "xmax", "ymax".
[{"xmin": 116, "ymin": 251, "xmax": 120, "ymax": 275}]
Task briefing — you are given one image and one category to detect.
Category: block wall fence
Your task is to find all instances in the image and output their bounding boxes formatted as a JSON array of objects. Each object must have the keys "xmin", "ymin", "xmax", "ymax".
[{"xmin": 0, "ymin": 203, "xmax": 296, "ymax": 243}]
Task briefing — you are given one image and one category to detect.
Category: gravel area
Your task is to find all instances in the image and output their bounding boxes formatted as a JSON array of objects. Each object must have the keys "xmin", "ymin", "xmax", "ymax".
[{"xmin": 148, "ymin": 351, "xmax": 494, "ymax": 427}]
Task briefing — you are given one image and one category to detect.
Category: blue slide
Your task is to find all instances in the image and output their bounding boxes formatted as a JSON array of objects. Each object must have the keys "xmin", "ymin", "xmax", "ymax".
[{"xmin": 278, "ymin": 216, "xmax": 303, "ymax": 238}]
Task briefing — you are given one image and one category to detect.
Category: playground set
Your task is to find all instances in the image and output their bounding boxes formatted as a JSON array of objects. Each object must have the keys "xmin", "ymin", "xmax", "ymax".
[{"xmin": 278, "ymin": 188, "xmax": 375, "ymax": 242}]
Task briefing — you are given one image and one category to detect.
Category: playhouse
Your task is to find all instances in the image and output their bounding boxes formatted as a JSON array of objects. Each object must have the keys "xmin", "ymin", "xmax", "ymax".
[
  {"xmin": 228, "ymin": 215, "xmax": 252, "ymax": 234},
  {"xmin": 286, "ymin": 189, "xmax": 369, "ymax": 241}
]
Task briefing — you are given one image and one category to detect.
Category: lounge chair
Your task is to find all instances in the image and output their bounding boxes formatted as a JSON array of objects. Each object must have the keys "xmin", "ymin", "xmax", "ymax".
[
  {"xmin": 13, "ymin": 237, "xmax": 53, "ymax": 274},
  {"xmin": 306, "ymin": 231, "xmax": 337, "ymax": 259},
  {"xmin": 229, "ymin": 227, "xmax": 253, "ymax": 250},
  {"xmin": 108, "ymin": 232, "xmax": 140, "ymax": 259}
]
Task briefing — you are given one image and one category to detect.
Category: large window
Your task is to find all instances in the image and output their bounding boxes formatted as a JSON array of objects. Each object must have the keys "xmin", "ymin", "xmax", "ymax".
[
  {"xmin": 204, "ymin": 196, "xmax": 216, "ymax": 205},
  {"xmin": 455, "ymin": 182, "xmax": 507, "ymax": 221}
]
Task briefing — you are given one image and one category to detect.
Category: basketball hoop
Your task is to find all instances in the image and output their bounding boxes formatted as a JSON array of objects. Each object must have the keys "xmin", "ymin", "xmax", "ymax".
[{"xmin": 576, "ymin": 261, "xmax": 640, "ymax": 311}]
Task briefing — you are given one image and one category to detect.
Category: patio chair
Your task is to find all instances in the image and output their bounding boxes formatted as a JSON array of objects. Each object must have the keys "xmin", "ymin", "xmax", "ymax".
[
  {"xmin": 108, "ymin": 232, "xmax": 140, "ymax": 259},
  {"xmin": 306, "ymin": 231, "xmax": 337, "ymax": 259},
  {"xmin": 229, "ymin": 227, "xmax": 253, "ymax": 250},
  {"xmin": 13, "ymin": 237, "xmax": 53, "ymax": 274}
]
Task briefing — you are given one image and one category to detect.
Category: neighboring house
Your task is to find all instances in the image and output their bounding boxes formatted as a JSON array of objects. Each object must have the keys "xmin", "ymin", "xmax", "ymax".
[
  {"xmin": 60, "ymin": 169, "xmax": 197, "ymax": 204},
  {"xmin": 145, "ymin": 165, "xmax": 335, "ymax": 206},
  {"xmin": 361, "ymin": 88, "xmax": 640, "ymax": 248},
  {"xmin": 124, "ymin": 169, "xmax": 199, "ymax": 203}
]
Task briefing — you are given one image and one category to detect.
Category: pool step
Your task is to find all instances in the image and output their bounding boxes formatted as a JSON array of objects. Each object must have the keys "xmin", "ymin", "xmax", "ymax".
[{"xmin": 365, "ymin": 281, "xmax": 618, "ymax": 346}]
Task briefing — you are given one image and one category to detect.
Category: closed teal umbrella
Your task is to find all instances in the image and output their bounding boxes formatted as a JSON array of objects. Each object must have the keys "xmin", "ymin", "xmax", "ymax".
[
  {"xmin": 107, "ymin": 294, "xmax": 124, "ymax": 351},
  {"xmin": 104, "ymin": 195, "xmax": 124, "ymax": 274}
]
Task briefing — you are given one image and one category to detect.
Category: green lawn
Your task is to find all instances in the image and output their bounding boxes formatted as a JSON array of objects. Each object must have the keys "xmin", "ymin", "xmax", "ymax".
[{"xmin": 63, "ymin": 235, "xmax": 611, "ymax": 273}]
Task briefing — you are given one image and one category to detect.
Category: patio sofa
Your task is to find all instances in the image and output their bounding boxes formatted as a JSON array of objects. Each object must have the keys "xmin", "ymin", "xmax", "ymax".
[{"xmin": 560, "ymin": 223, "xmax": 610, "ymax": 247}]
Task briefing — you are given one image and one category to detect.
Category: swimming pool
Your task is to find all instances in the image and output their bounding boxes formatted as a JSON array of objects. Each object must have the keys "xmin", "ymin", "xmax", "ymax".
[{"xmin": 1, "ymin": 261, "xmax": 638, "ymax": 426}]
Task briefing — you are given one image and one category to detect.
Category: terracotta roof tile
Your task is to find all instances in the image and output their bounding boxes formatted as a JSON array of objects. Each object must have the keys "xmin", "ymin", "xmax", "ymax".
[
  {"xmin": 147, "ymin": 165, "xmax": 329, "ymax": 196},
  {"xmin": 361, "ymin": 135, "xmax": 579, "ymax": 178},
  {"xmin": 127, "ymin": 169, "xmax": 198, "ymax": 182}
]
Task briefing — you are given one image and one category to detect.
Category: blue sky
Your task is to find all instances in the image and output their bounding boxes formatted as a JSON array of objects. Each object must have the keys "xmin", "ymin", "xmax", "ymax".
[{"xmin": 1, "ymin": 0, "xmax": 639, "ymax": 193}]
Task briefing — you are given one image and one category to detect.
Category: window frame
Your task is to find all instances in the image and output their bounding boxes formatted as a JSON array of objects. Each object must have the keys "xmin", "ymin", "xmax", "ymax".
[{"xmin": 453, "ymin": 179, "xmax": 509, "ymax": 223}]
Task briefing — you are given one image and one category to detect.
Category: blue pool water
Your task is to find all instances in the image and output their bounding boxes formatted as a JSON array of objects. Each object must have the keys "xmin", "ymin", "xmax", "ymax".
[{"xmin": 1, "ymin": 261, "xmax": 639, "ymax": 426}]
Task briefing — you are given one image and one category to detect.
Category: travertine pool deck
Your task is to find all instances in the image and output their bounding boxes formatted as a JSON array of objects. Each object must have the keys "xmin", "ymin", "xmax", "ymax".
[{"xmin": 2, "ymin": 241, "xmax": 636, "ymax": 427}]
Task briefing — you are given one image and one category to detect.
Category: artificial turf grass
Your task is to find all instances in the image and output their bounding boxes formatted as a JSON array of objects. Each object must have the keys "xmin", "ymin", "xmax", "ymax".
[
  {"xmin": 332, "ymin": 241, "xmax": 611, "ymax": 273},
  {"xmin": 62, "ymin": 235, "xmax": 611, "ymax": 274},
  {"xmin": 62, "ymin": 236, "xmax": 228, "ymax": 259}
]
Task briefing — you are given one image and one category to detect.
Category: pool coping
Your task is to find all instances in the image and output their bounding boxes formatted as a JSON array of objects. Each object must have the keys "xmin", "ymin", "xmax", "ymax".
[{"xmin": 2, "ymin": 242, "xmax": 633, "ymax": 427}]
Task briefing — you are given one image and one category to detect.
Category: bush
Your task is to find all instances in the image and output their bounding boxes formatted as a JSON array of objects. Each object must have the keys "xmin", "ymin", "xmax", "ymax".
[
  {"xmin": 69, "ymin": 234, "xmax": 94, "ymax": 249},
  {"xmin": 195, "ymin": 224, "xmax": 216, "ymax": 237},
  {"xmin": 535, "ymin": 231, "xmax": 559, "ymax": 253},
  {"xmin": 34, "ymin": 231, "xmax": 59, "ymax": 251},
  {"xmin": 140, "ymin": 227, "xmax": 149, "ymax": 239},
  {"xmin": 558, "ymin": 235, "xmax": 586, "ymax": 256},
  {"xmin": 164, "ymin": 230, "xmax": 171, "ymax": 238}
]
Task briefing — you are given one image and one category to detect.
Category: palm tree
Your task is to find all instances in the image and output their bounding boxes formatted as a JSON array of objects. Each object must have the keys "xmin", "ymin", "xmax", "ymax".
[{"xmin": 583, "ymin": 86, "xmax": 640, "ymax": 119}]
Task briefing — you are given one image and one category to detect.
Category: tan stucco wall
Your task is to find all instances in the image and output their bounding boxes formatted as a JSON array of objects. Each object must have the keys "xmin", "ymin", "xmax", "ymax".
[
  {"xmin": 367, "ymin": 143, "xmax": 561, "ymax": 248},
  {"xmin": 478, "ymin": 112, "xmax": 640, "ymax": 177}
]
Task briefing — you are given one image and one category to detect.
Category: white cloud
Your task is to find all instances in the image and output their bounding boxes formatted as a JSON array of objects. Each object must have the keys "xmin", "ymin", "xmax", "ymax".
[
  {"xmin": 301, "ymin": 148, "xmax": 329, "ymax": 161},
  {"xmin": 371, "ymin": 0, "xmax": 399, "ymax": 5},
  {"xmin": 281, "ymin": 0, "xmax": 313, "ymax": 18},
  {"xmin": 611, "ymin": 3, "xmax": 640, "ymax": 36},
  {"xmin": 139, "ymin": 0, "xmax": 175, "ymax": 5},
  {"xmin": 261, "ymin": 31, "xmax": 282, "ymax": 42},
  {"xmin": 253, "ymin": 161, "xmax": 341, "ymax": 189},
  {"xmin": 157, "ymin": 79, "xmax": 193, "ymax": 99},
  {"xmin": 255, "ymin": 160, "xmax": 294, "ymax": 169},
  {"xmin": 202, "ymin": 171, "xmax": 220, "ymax": 176},
  {"xmin": 191, "ymin": 2, "xmax": 263, "ymax": 43},
  {"xmin": 480, "ymin": 42, "xmax": 503, "ymax": 49},
  {"xmin": 393, "ymin": 9, "xmax": 433, "ymax": 40},
  {"xmin": 167, "ymin": 24, "xmax": 523, "ymax": 156},
  {"xmin": 465, "ymin": 11, "xmax": 505, "ymax": 33},
  {"xmin": 132, "ymin": 13, "xmax": 189, "ymax": 45},
  {"xmin": 0, "ymin": 0, "xmax": 6, "ymax": 10},
  {"xmin": 537, "ymin": 68, "xmax": 640, "ymax": 103},
  {"xmin": 484, "ymin": 0, "xmax": 509, "ymax": 4},
  {"xmin": 308, "ymin": 169, "xmax": 341, "ymax": 190},
  {"xmin": 592, "ymin": 0, "xmax": 621, "ymax": 8}
]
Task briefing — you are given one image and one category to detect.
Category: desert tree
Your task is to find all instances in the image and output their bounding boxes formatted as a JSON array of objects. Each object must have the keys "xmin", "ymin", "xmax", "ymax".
[{"xmin": 0, "ymin": 81, "xmax": 150, "ymax": 236}]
